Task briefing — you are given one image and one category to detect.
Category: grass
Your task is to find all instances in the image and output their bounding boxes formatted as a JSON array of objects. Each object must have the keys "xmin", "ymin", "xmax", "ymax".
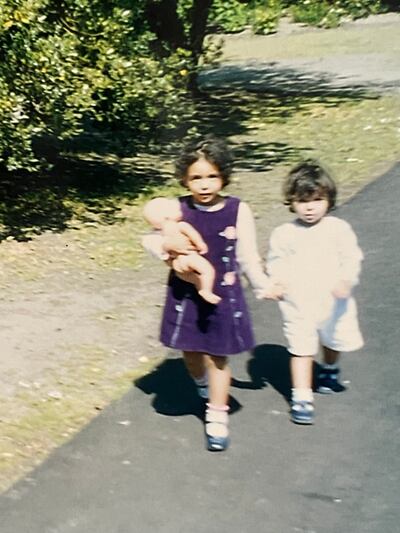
[{"xmin": 241, "ymin": 94, "xmax": 400, "ymax": 195}]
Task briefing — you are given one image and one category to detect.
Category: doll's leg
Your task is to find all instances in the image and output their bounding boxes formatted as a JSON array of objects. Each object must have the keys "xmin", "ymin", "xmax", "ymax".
[
  {"xmin": 173, "ymin": 255, "xmax": 221, "ymax": 305},
  {"xmin": 188, "ymin": 255, "xmax": 221, "ymax": 304}
]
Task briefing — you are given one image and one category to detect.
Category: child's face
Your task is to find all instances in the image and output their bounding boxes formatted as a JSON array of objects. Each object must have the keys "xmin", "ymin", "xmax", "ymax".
[
  {"xmin": 184, "ymin": 158, "xmax": 224, "ymax": 206},
  {"xmin": 292, "ymin": 191, "xmax": 329, "ymax": 225}
]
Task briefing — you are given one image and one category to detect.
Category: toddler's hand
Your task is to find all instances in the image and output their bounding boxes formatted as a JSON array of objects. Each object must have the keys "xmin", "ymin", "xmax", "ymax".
[
  {"xmin": 332, "ymin": 280, "xmax": 352, "ymax": 299},
  {"xmin": 258, "ymin": 282, "xmax": 285, "ymax": 301}
]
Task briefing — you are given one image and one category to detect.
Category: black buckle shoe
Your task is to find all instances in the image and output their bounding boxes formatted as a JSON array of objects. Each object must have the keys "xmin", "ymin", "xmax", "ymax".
[{"xmin": 316, "ymin": 368, "xmax": 346, "ymax": 394}]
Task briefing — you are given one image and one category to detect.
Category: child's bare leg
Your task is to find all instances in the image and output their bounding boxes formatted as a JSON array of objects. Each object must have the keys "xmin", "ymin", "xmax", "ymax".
[
  {"xmin": 290, "ymin": 355, "xmax": 313, "ymax": 390},
  {"xmin": 183, "ymin": 351, "xmax": 206, "ymax": 379},
  {"xmin": 205, "ymin": 355, "xmax": 230, "ymax": 407},
  {"xmin": 183, "ymin": 351, "xmax": 208, "ymax": 400},
  {"xmin": 290, "ymin": 354, "xmax": 314, "ymax": 424},
  {"xmin": 204, "ymin": 355, "xmax": 230, "ymax": 450},
  {"xmin": 322, "ymin": 346, "xmax": 340, "ymax": 365}
]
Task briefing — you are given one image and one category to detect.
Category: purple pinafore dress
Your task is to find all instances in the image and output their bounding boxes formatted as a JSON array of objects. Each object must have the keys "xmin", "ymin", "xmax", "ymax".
[{"xmin": 160, "ymin": 195, "xmax": 255, "ymax": 356}]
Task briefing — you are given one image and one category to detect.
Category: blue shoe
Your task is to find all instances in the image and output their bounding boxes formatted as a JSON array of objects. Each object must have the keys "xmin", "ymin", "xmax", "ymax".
[
  {"xmin": 290, "ymin": 400, "xmax": 314, "ymax": 425},
  {"xmin": 205, "ymin": 407, "xmax": 229, "ymax": 451},
  {"xmin": 316, "ymin": 367, "xmax": 346, "ymax": 394},
  {"xmin": 196, "ymin": 384, "xmax": 209, "ymax": 400},
  {"xmin": 206, "ymin": 433, "xmax": 230, "ymax": 452}
]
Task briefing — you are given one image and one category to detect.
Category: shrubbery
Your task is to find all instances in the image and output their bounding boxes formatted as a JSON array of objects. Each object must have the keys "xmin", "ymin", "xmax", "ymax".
[
  {"xmin": 208, "ymin": 0, "xmax": 392, "ymax": 34},
  {"xmin": 0, "ymin": 0, "xmax": 193, "ymax": 172},
  {"xmin": 290, "ymin": 0, "xmax": 385, "ymax": 28}
]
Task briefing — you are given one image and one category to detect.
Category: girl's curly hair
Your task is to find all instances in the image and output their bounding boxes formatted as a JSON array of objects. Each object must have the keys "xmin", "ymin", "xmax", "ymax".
[{"xmin": 175, "ymin": 136, "xmax": 233, "ymax": 187}]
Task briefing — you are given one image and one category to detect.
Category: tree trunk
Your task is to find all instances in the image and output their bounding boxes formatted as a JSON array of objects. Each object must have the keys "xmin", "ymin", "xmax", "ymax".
[
  {"xmin": 189, "ymin": 0, "xmax": 214, "ymax": 63},
  {"xmin": 145, "ymin": 0, "xmax": 187, "ymax": 50}
]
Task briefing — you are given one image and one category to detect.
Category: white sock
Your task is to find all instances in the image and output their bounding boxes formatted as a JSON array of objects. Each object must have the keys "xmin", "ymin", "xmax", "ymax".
[
  {"xmin": 322, "ymin": 363, "xmax": 339, "ymax": 370},
  {"xmin": 205, "ymin": 404, "xmax": 229, "ymax": 438},
  {"xmin": 292, "ymin": 388, "xmax": 313, "ymax": 403}
]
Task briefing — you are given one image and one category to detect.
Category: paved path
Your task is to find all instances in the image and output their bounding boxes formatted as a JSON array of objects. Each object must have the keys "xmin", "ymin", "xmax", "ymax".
[
  {"xmin": 200, "ymin": 14, "xmax": 400, "ymax": 94},
  {"xmin": 1, "ymin": 163, "xmax": 399, "ymax": 532}
]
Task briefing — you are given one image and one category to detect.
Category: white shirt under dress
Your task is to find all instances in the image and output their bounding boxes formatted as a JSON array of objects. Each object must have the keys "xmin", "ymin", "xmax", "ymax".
[{"xmin": 267, "ymin": 215, "xmax": 364, "ymax": 356}]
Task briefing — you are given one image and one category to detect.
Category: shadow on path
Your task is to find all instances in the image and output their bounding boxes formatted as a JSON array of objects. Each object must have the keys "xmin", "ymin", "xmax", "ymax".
[
  {"xmin": 232, "ymin": 343, "xmax": 291, "ymax": 402},
  {"xmin": 134, "ymin": 357, "xmax": 242, "ymax": 420},
  {"xmin": 200, "ymin": 63, "xmax": 390, "ymax": 95}
]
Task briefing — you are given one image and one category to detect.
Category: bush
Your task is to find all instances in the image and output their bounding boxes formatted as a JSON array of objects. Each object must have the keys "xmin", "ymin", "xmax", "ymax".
[
  {"xmin": 251, "ymin": 1, "xmax": 282, "ymax": 34},
  {"xmin": 208, "ymin": 0, "xmax": 250, "ymax": 33},
  {"xmin": 289, "ymin": 0, "xmax": 386, "ymax": 28},
  {"xmin": 0, "ymin": 0, "xmax": 193, "ymax": 172}
]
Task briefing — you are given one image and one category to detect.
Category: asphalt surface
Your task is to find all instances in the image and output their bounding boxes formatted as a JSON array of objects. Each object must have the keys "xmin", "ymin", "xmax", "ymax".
[
  {"xmin": 1, "ymin": 161, "xmax": 399, "ymax": 532},
  {"xmin": 199, "ymin": 15, "xmax": 400, "ymax": 95}
]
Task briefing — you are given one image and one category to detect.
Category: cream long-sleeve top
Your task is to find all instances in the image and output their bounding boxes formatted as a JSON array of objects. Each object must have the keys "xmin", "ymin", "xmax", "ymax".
[
  {"xmin": 267, "ymin": 215, "xmax": 363, "ymax": 320},
  {"xmin": 142, "ymin": 198, "xmax": 270, "ymax": 297}
]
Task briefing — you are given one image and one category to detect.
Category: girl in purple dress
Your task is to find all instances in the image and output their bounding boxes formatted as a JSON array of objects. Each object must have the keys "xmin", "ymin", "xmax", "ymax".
[{"xmin": 143, "ymin": 137, "xmax": 269, "ymax": 451}]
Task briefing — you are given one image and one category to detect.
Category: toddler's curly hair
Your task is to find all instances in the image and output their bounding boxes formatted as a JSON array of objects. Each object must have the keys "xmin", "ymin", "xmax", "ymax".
[{"xmin": 284, "ymin": 159, "xmax": 337, "ymax": 212}]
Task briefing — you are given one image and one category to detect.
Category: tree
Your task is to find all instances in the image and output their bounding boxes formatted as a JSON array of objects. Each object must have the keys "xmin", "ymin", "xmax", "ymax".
[
  {"xmin": 145, "ymin": 0, "xmax": 213, "ymax": 61},
  {"xmin": 0, "ymin": 0, "xmax": 215, "ymax": 173}
]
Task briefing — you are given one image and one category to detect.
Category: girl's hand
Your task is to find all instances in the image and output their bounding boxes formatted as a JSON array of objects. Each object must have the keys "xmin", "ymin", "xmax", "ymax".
[
  {"xmin": 259, "ymin": 282, "xmax": 285, "ymax": 301},
  {"xmin": 332, "ymin": 280, "xmax": 352, "ymax": 299}
]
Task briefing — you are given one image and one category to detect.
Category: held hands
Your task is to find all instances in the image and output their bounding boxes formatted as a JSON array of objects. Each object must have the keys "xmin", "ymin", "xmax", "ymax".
[
  {"xmin": 259, "ymin": 280, "xmax": 352, "ymax": 300},
  {"xmin": 332, "ymin": 280, "xmax": 352, "ymax": 299},
  {"xmin": 258, "ymin": 280, "xmax": 285, "ymax": 301}
]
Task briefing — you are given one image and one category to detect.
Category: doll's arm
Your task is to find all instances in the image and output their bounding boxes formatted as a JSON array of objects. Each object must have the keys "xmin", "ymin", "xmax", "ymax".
[
  {"xmin": 142, "ymin": 198, "xmax": 207, "ymax": 259},
  {"xmin": 176, "ymin": 221, "xmax": 208, "ymax": 255},
  {"xmin": 143, "ymin": 197, "xmax": 194, "ymax": 256}
]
